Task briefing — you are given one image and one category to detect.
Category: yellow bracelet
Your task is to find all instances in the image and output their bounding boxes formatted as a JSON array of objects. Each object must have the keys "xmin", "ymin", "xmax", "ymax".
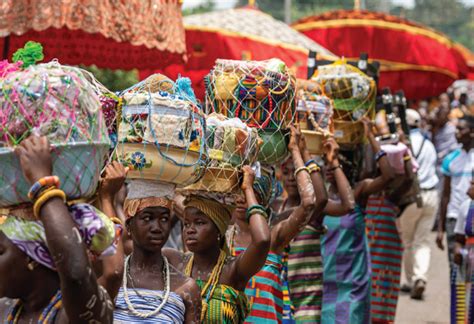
[
  {"xmin": 294, "ymin": 166, "xmax": 309, "ymax": 178},
  {"xmin": 307, "ymin": 163, "xmax": 321, "ymax": 174},
  {"xmin": 33, "ymin": 189, "xmax": 67, "ymax": 219},
  {"xmin": 403, "ymin": 155, "xmax": 412, "ymax": 161}
]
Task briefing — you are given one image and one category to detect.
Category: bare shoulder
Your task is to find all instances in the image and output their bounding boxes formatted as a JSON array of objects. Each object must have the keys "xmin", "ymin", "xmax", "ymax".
[
  {"xmin": 169, "ymin": 265, "xmax": 200, "ymax": 296},
  {"xmin": 163, "ymin": 248, "xmax": 188, "ymax": 271}
]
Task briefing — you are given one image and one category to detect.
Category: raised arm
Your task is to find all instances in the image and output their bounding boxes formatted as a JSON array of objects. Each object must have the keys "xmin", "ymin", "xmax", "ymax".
[
  {"xmin": 323, "ymin": 138, "xmax": 356, "ymax": 216},
  {"xmin": 97, "ymin": 161, "xmax": 128, "ymax": 301},
  {"xmin": 232, "ymin": 165, "xmax": 271, "ymax": 289},
  {"xmin": 354, "ymin": 117, "xmax": 395, "ymax": 206},
  {"xmin": 16, "ymin": 136, "xmax": 113, "ymax": 324},
  {"xmin": 271, "ymin": 127, "xmax": 318, "ymax": 253}
]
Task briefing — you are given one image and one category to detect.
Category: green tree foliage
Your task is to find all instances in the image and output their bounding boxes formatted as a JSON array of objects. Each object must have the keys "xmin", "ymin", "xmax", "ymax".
[
  {"xmin": 81, "ymin": 65, "xmax": 138, "ymax": 93},
  {"xmin": 183, "ymin": 0, "xmax": 216, "ymax": 16}
]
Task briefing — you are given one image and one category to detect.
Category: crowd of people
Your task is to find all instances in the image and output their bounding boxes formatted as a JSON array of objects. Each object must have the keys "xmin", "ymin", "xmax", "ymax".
[{"xmin": 0, "ymin": 89, "xmax": 472, "ymax": 324}]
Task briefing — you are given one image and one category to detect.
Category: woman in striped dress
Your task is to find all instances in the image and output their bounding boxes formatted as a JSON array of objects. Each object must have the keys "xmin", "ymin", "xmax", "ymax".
[
  {"xmin": 321, "ymin": 118, "xmax": 395, "ymax": 324},
  {"xmin": 365, "ymin": 141, "xmax": 417, "ymax": 324},
  {"xmin": 230, "ymin": 126, "xmax": 325, "ymax": 323}
]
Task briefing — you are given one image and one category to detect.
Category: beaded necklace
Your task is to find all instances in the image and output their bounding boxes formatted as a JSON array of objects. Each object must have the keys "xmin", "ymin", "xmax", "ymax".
[
  {"xmin": 7, "ymin": 290, "xmax": 62, "ymax": 324},
  {"xmin": 122, "ymin": 254, "xmax": 170, "ymax": 318},
  {"xmin": 185, "ymin": 249, "xmax": 226, "ymax": 321}
]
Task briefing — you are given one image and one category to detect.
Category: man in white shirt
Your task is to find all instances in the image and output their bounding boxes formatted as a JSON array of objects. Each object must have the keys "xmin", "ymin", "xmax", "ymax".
[
  {"xmin": 399, "ymin": 109, "xmax": 439, "ymax": 299},
  {"xmin": 436, "ymin": 115, "xmax": 474, "ymax": 278}
]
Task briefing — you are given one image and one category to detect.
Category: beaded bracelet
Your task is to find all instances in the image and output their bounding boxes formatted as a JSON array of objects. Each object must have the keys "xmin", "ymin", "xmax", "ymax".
[
  {"xmin": 246, "ymin": 204, "xmax": 267, "ymax": 222},
  {"xmin": 28, "ymin": 176, "xmax": 61, "ymax": 200},
  {"xmin": 294, "ymin": 166, "xmax": 309, "ymax": 178},
  {"xmin": 304, "ymin": 159, "xmax": 316, "ymax": 167},
  {"xmin": 246, "ymin": 208, "xmax": 269, "ymax": 223},
  {"xmin": 33, "ymin": 189, "xmax": 67, "ymax": 219},
  {"xmin": 307, "ymin": 163, "xmax": 321, "ymax": 174},
  {"xmin": 374, "ymin": 150, "xmax": 387, "ymax": 162}
]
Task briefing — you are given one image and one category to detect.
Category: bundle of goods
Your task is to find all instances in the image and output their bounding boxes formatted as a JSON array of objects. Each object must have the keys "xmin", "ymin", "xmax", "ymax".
[
  {"xmin": 0, "ymin": 61, "xmax": 110, "ymax": 207},
  {"xmin": 205, "ymin": 58, "xmax": 296, "ymax": 165},
  {"xmin": 313, "ymin": 60, "xmax": 376, "ymax": 145},
  {"xmin": 117, "ymin": 74, "xmax": 207, "ymax": 187},
  {"xmin": 182, "ymin": 113, "xmax": 262, "ymax": 196},
  {"xmin": 296, "ymin": 79, "xmax": 334, "ymax": 154}
]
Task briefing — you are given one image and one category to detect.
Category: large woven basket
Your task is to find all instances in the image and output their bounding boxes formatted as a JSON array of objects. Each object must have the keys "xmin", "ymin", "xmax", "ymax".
[
  {"xmin": 182, "ymin": 167, "xmax": 239, "ymax": 194},
  {"xmin": 333, "ymin": 120, "xmax": 365, "ymax": 145},
  {"xmin": 0, "ymin": 142, "xmax": 109, "ymax": 207},
  {"xmin": 117, "ymin": 143, "xmax": 204, "ymax": 186}
]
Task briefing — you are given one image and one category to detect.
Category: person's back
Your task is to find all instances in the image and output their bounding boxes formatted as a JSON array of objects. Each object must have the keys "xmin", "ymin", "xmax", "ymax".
[{"xmin": 410, "ymin": 128, "xmax": 438, "ymax": 190}]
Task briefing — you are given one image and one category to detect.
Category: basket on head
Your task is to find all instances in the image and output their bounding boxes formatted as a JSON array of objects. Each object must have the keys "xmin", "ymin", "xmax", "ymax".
[
  {"xmin": 0, "ymin": 61, "xmax": 110, "ymax": 208},
  {"xmin": 181, "ymin": 113, "xmax": 262, "ymax": 196},
  {"xmin": 205, "ymin": 58, "xmax": 296, "ymax": 165},
  {"xmin": 296, "ymin": 79, "xmax": 334, "ymax": 154},
  {"xmin": 117, "ymin": 74, "xmax": 207, "ymax": 187},
  {"xmin": 313, "ymin": 60, "xmax": 375, "ymax": 146}
]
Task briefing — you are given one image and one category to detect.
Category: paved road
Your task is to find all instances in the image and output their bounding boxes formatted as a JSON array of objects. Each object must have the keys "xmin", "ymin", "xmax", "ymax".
[{"xmin": 395, "ymin": 232, "xmax": 450, "ymax": 324}]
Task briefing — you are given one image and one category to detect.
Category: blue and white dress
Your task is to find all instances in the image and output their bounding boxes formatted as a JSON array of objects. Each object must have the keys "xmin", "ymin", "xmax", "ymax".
[{"xmin": 114, "ymin": 287, "xmax": 185, "ymax": 323}]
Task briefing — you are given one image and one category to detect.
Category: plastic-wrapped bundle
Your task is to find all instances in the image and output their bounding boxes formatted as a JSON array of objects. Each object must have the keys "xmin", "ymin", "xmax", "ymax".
[
  {"xmin": 117, "ymin": 74, "xmax": 206, "ymax": 186},
  {"xmin": 0, "ymin": 61, "xmax": 110, "ymax": 207},
  {"xmin": 182, "ymin": 113, "xmax": 262, "ymax": 196},
  {"xmin": 296, "ymin": 79, "xmax": 333, "ymax": 154},
  {"xmin": 313, "ymin": 60, "xmax": 376, "ymax": 146},
  {"xmin": 205, "ymin": 58, "xmax": 296, "ymax": 165}
]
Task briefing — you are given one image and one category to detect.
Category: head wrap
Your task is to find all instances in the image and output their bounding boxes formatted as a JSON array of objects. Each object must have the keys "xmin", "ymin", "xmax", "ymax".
[
  {"xmin": 0, "ymin": 203, "xmax": 119, "ymax": 271},
  {"xmin": 124, "ymin": 179, "xmax": 174, "ymax": 219},
  {"xmin": 184, "ymin": 196, "xmax": 232, "ymax": 237},
  {"xmin": 381, "ymin": 142, "xmax": 419, "ymax": 175}
]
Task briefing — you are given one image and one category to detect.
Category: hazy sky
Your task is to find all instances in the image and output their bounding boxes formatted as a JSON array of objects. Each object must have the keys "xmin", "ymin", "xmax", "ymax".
[{"xmin": 182, "ymin": 0, "xmax": 474, "ymax": 10}]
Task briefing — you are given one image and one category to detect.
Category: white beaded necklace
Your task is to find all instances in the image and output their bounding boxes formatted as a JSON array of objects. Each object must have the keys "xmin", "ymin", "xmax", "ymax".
[{"xmin": 122, "ymin": 254, "xmax": 171, "ymax": 318}]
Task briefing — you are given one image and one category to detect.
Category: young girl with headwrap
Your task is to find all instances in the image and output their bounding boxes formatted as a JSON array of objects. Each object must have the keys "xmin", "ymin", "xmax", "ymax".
[
  {"xmin": 113, "ymin": 178, "xmax": 202, "ymax": 323},
  {"xmin": 0, "ymin": 136, "xmax": 119, "ymax": 323},
  {"xmin": 228, "ymin": 125, "xmax": 324, "ymax": 323},
  {"xmin": 164, "ymin": 166, "xmax": 271, "ymax": 323}
]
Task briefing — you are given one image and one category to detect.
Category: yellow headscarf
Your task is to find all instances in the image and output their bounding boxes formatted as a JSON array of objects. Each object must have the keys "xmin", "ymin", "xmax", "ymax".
[{"xmin": 184, "ymin": 196, "xmax": 232, "ymax": 237}]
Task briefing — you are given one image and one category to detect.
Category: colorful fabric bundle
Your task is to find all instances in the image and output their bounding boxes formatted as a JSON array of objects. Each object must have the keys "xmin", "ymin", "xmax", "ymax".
[
  {"xmin": 205, "ymin": 59, "xmax": 296, "ymax": 165},
  {"xmin": 0, "ymin": 61, "xmax": 110, "ymax": 207},
  {"xmin": 0, "ymin": 204, "xmax": 118, "ymax": 270},
  {"xmin": 117, "ymin": 74, "xmax": 206, "ymax": 186}
]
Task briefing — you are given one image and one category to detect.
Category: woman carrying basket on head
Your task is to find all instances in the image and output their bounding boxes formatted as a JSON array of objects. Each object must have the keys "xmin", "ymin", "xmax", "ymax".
[
  {"xmin": 164, "ymin": 166, "xmax": 271, "ymax": 323},
  {"xmin": 228, "ymin": 125, "xmax": 325, "ymax": 323},
  {"xmin": 0, "ymin": 136, "xmax": 119, "ymax": 323},
  {"xmin": 113, "ymin": 178, "xmax": 202, "ymax": 323}
]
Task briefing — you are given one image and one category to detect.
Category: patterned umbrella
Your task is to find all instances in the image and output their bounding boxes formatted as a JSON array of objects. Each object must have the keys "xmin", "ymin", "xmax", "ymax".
[
  {"xmin": 141, "ymin": 6, "xmax": 336, "ymax": 99},
  {"xmin": 293, "ymin": 10, "xmax": 469, "ymax": 99},
  {"xmin": 0, "ymin": 0, "xmax": 186, "ymax": 70}
]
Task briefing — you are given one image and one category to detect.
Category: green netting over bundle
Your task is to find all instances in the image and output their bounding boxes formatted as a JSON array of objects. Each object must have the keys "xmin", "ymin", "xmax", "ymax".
[
  {"xmin": 296, "ymin": 79, "xmax": 334, "ymax": 154},
  {"xmin": 117, "ymin": 74, "xmax": 207, "ymax": 187},
  {"xmin": 0, "ymin": 61, "xmax": 110, "ymax": 207},
  {"xmin": 312, "ymin": 60, "xmax": 375, "ymax": 146},
  {"xmin": 205, "ymin": 58, "xmax": 296, "ymax": 165}
]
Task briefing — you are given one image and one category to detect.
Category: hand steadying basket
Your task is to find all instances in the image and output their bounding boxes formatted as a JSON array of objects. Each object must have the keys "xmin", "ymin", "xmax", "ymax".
[
  {"xmin": 205, "ymin": 58, "xmax": 296, "ymax": 165},
  {"xmin": 313, "ymin": 60, "xmax": 376, "ymax": 146},
  {"xmin": 117, "ymin": 74, "xmax": 207, "ymax": 186},
  {"xmin": 296, "ymin": 79, "xmax": 334, "ymax": 154},
  {"xmin": 0, "ymin": 61, "xmax": 110, "ymax": 207}
]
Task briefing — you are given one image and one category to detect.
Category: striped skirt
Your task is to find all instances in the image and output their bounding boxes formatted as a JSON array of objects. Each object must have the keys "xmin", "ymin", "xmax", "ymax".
[
  {"xmin": 233, "ymin": 248, "xmax": 284, "ymax": 323},
  {"xmin": 366, "ymin": 195, "xmax": 403, "ymax": 324},
  {"xmin": 321, "ymin": 206, "xmax": 371, "ymax": 324},
  {"xmin": 287, "ymin": 224, "xmax": 324, "ymax": 323}
]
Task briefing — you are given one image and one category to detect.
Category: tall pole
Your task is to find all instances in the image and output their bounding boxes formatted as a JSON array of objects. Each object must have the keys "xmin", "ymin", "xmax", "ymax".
[{"xmin": 284, "ymin": 0, "xmax": 291, "ymax": 24}]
